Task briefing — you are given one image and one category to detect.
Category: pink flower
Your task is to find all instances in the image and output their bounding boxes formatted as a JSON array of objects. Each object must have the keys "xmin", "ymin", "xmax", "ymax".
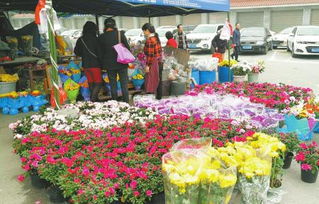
[
  {"xmin": 133, "ymin": 191, "xmax": 140, "ymax": 197},
  {"xmin": 146, "ymin": 190, "xmax": 152, "ymax": 197},
  {"xmin": 17, "ymin": 175, "xmax": 25, "ymax": 182},
  {"xmin": 299, "ymin": 143, "xmax": 308, "ymax": 150},
  {"xmin": 23, "ymin": 164, "xmax": 30, "ymax": 171},
  {"xmin": 31, "ymin": 161, "xmax": 39, "ymax": 168},
  {"xmin": 130, "ymin": 180, "xmax": 138, "ymax": 189},
  {"xmin": 34, "ymin": 201, "xmax": 41, "ymax": 204},
  {"xmin": 77, "ymin": 189, "xmax": 84, "ymax": 195},
  {"xmin": 82, "ymin": 167, "xmax": 90, "ymax": 177},
  {"xmin": 301, "ymin": 164, "xmax": 312, "ymax": 171},
  {"xmin": 295, "ymin": 152, "xmax": 305, "ymax": 162},
  {"xmin": 20, "ymin": 157, "xmax": 27, "ymax": 163}
]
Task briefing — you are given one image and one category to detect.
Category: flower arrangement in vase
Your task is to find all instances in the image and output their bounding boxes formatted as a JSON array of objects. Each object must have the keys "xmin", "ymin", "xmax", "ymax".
[
  {"xmin": 248, "ymin": 61, "xmax": 265, "ymax": 83},
  {"xmin": 230, "ymin": 61, "xmax": 251, "ymax": 82}
]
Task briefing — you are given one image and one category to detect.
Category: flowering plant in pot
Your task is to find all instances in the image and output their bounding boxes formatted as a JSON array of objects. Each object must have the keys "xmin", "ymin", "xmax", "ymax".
[
  {"xmin": 274, "ymin": 133, "xmax": 300, "ymax": 169},
  {"xmin": 230, "ymin": 61, "xmax": 251, "ymax": 82},
  {"xmin": 247, "ymin": 61, "xmax": 265, "ymax": 83},
  {"xmin": 295, "ymin": 141, "xmax": 319, "ymax": 183}
]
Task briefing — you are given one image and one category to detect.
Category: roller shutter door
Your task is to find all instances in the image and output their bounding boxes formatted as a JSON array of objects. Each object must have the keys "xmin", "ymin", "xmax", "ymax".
[
  {"xmin": 209, "ymin": 12, "xmax": 227, "ymax": 24},
  {"xmin": 183, "ymin": 14, "xmax": 201, "ymax": 25},
  {"xmin": 271, "ymin": 10, "xmax": 303, "ymax": 32},
  {"xmin": 160, "ymin": 16, "xmax": 176, "ymax": 26},
  {"xmin": 311, "ymin": 9, "xmax": 319, "ymax": 26},
  {"xmin": 237, "ymin": 12, "xmax": 264, "ymax": 28}
]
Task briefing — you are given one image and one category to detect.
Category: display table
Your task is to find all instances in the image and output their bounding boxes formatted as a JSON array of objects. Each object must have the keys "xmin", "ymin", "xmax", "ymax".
[{"xmin": 0, "ymin": 57, "xmax": 49, "ymax": 92}]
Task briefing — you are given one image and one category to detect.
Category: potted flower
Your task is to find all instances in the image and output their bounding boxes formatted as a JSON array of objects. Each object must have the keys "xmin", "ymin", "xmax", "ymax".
[
  {"xmin": 295, "ymin": 141, "xmax": 319, "ymax": 183},
  {"xmin": 275, "ymin": 133, "xmax": 300, "ymax": 169},
  {"xmin": 218, "ymin": 59, "xmax": 237, "ymax": 83},
  {"xmin": 248, "ymin": 61, "xmax": 265, "ymax": 83},
  {"xmin": 230, "ymin": 61, "xmax": 251, "ymax": 82},
  {"xmin": 132, "ymin": 73, "xmax": 145, "ymax": 90}
]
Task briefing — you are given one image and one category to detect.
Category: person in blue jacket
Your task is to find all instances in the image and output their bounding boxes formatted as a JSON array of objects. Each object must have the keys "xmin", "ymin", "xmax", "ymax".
[{"xmin": 231, "ymin": 23, "xmax": 241, "ymax": 61}]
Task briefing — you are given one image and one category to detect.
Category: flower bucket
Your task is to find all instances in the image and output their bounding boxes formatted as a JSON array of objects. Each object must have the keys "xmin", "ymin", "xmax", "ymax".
[
  {"xmin": 218, "ymin": 66, "xmax": 233, "ymax": 83},
  {"xmin": 81, "ymin": 87, "xmax": 90, "ymax": 101},
  {"xmin": 283, "ymin": 152, "xmax": 294, "ymax": 169},
  {"xmin": 301, "ymin": 169, "xmax": 318, "ymax": 183},
  {"xmin": 199, "ymin": 71, "xmax": 216, "ymax": 85},
  {"xmin": 30, "ymin": 173, "xmax": 51, "ymax": 189},
  {"xmin": 313, "ymin": 121, "xmax": 319, "ymax": 133},
  {"xmin": 248, "ymin": 73, "xmax": 259, "ymax": 83},
  {"xmin": 132, "ymin": 79, "xmax": 144, "ymax": 90},
  {"xmin": 233, "ymin": 75, "xmax": 246, "ymax": 83},
  {"xmin": 170, "ymin": 82, "xmax": 186, "ymax": 96},
  {"xmin": 285, "ymin": 114, "xmax": 313, "ymax": 141},
  {"xmin": 191, "ymin": 69, "xmax": 200, "ymax": 87},
  {"xmin": 0, "ymin": 81, "xmax": 16, "ymax": 94}
]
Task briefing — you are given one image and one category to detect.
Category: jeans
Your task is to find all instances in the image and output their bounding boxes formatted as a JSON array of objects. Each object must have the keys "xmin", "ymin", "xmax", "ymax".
[
  {"xmin": 156, "ymin": 63, "xmax": 163, "ymax": 100},
  {"xmin": 232, "ymin": 46, "xmax": 240, "ymax": 61},
  {"xmin": 107, "ymin": 68, "xmax": 129, "ymax": 103}
]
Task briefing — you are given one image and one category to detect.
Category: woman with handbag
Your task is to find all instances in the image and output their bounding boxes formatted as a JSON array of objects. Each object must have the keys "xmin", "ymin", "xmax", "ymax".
[
  {"xmin": 74, "ymin": 21, "xmax": 102, "ymax": 102},
  {"xmin": 142, "ymin": 23, "xmax": 163, "ymax": 99},
  {"xmin": 99, "ymin": 18, "xmax": 131, "ymax": 103}
]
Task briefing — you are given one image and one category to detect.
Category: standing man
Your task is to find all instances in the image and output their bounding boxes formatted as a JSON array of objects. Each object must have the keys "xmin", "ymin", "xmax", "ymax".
[
  {"xmin": 174, "ymin": 24, "xmax": 188, "ymax": 50},
  {"xmin": 231, "ymin": 23, "xmax": 241, "ymax": 61}
]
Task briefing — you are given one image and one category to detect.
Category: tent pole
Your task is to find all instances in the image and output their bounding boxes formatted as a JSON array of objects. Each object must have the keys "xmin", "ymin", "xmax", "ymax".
[
  {"xmin": 46, "ymin": 0, "xmax": 60, "ymax": 109},
  {"xmin": 95, "ymin": 15, "xmax": 100, "ymax": 35},
  {"xmin": 227, "ymin": 12, "xmax": 231, "ymax": 82}
]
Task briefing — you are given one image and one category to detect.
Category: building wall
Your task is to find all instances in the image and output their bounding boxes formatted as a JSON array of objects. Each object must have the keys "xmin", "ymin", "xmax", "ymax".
[{"xmin": 9, "ymin": 5, "xmax": 319, "ymax": 32}]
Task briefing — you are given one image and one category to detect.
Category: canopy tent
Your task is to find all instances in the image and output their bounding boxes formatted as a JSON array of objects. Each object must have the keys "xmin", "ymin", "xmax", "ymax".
[{"xmin": 0, "ymin": 0, "xmax": 230, "ymax": 16}]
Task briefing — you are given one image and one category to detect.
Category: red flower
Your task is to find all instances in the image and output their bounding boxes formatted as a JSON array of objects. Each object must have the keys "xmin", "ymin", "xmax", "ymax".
[
  {"xmin": 134, "ymin": 191, "xmax": 140, "ymax": 197},
  {"xmin": 17, "ymin": 175, "xmax": 25, "ymax": 182},
  {"xmin": 299, "ymin": 143, "xmax": 308, "ymax": 150}
]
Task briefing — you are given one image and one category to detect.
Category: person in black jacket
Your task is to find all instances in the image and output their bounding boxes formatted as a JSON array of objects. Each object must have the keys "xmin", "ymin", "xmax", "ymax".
[
  {"xmin": 74, "ymin": 21, "xmax": 102, "ymax": 102},
  {"xmin": 99, "ymin": 18, "xmax": 130, "ymax": 103},
  {"xmin": 212, "ymin": 28, "xmax": 227, "ymax": 60}
]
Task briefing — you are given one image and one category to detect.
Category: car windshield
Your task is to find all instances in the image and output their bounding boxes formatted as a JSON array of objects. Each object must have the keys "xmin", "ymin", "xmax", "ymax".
[
  {"xmin": 157, "ymin": 29, "xmax": 171, "ymax": 37},
  {"xmin": 296, "ymin": 27, "xmax": 319, "ymax": 36},
  {"xmin": 126, "ymin": 29, "xmax": 141, "ymax": 36},
  {"xmin": 241, "ymin": 28, "xmax": 265, "ymax": 37},
  {"xmin": 280, "ymin": 27, "xmax": 293, "ymax": 34},
  {"xmin": 192, "ymin": 25, "xmax": 217, "ymax": 33}
]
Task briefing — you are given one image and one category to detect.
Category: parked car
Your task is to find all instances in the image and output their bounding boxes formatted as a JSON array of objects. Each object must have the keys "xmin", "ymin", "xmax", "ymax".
[
  {"xmin": 287, "ymin": 25, "xmax": 319, "ymax": 57},
  {"xmin": 125, "ymin": 28, "xmax": 144, "ymax": 45},
  {"xmin": 240, "ymin": 27, "xmax": 273, "ymax": 54},
  {"xmin": 186, "ymin": 24, "xmax": 223, "ymax": 53},
  {"xmin": 272, "ymin": 27, "xmax": 294, "ymax": 48},
  {"xmin": 157, "ymin": 26, "xmax": 176, "ymax": 47}
]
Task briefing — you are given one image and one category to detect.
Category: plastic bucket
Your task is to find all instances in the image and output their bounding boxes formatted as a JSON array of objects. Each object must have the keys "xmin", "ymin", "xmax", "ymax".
[
  {"xmin": 0, "ymin": 82, "xmax": 16, "ymax": 94},
  {"xmin": 218, "ymin": 66, "xmax": 233, "ymax": 83},
  {"xmin": 170, "ymin": 82, "xmax": 186, "ymax": 96},
  {"xmin": 285, "ymin": 114, "xmax": 313, "ymax": 141},
  {"xmin": 191, "ymin": 69, "xmax": 200, "ymax": 85},
  {"xmin": 199, "ymin": 71, "xmax": 216, "ymax": 85},
  {"xmin": 132, "ymin": 79, "xmax": 145, "ymax": 90}
]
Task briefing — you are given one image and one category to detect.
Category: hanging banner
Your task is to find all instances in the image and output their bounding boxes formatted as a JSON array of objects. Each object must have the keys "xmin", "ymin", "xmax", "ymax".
[{"xmin": 121, "ymin": 0, "xmax": 230, "ymax": 11}]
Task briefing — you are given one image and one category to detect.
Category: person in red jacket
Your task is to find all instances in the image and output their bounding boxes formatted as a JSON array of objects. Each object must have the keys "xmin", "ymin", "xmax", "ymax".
[{"xmin": 165, "ymin": 31, "xmax": 178, "ymax": 48}]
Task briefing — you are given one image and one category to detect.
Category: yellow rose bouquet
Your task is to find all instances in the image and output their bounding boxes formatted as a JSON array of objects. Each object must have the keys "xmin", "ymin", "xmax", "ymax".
[{"xmin": 0, "ymin": 74, "xmax": 19, "ymax": 82}]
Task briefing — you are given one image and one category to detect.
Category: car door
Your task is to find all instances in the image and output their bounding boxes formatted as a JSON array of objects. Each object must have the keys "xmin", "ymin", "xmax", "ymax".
[{"xmin": 287, "ymin": 27, "xmax": 297, "ymax": 50}]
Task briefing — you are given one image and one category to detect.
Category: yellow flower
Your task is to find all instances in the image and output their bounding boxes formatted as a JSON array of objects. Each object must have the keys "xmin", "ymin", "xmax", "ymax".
[
  {"xmin": 0, "ymin": 74, "xmax": 19, "ymax": 82},
  {"xmin": 219, "ymin": 174, "xmax": 237, "ymax": 188}
]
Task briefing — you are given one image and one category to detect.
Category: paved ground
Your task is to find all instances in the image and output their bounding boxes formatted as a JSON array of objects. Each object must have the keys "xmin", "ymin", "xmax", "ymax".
[
  {"xmin": 192, "ymin": 49, "xmax": 319, "ymax": 93},
  {"xmin": 1, "ymin": 50, "xmax": 319, "ymax": 204}
]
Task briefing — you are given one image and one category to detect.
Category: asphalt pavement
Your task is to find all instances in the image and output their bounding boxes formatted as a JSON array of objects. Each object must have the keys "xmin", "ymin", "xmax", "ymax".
[{"xmin": 192, "ymin": 49, "xmax": 319, "ymax": 93}]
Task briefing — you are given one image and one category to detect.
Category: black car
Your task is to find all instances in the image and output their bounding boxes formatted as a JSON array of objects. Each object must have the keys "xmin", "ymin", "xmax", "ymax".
[{"xmin": 240, "ymin": 27, "xmax": 273, "ymax": 54}]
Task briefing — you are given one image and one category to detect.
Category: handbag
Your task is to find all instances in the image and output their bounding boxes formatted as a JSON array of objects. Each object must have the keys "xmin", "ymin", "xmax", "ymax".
[{"xmin": 113, "ymin": 31, "xmax": 135, "ymax": 64}]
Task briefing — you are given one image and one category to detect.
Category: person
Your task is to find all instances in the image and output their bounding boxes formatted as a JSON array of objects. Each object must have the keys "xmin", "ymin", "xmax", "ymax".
[
  {"xmin": 231, "ymin": 23, "xmax": 241, "ymax": 61},
  {"xmin": 74, "ymin": 21, "xmax": 102, "ymax": 102},
  {"xmin": 98, "ymin": 18, "xmax": 130, "ymax": 103},
  {"xmin": 165, "ymin": 31, "xmax": 177, "ymax": 48},
  {"xmin": 174, "ymin": 24, "xmax": 188, "ymax": 50},
  {"xmin": 212, "ymin": 28, "xmax": 227, "ymax": 60},
  {"xmin": 142, "ymin": 23, "xmax": 163, "ymax": 99}
]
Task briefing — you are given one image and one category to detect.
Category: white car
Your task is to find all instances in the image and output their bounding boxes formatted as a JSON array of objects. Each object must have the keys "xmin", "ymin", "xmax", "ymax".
[
  {"xmin": 287, "ymin": 26, "xmax": 319, "ymax": 57},
  {"xmin": 186, "ymin": 24, "xmax": 224, "ymax": 53},
  {"xmin": 125, "ymin": 29, "xmax": 145, "ymax": 45},
  {"xmin": 157, "ymin": 27, "xmax": 176, "ymax": 47},
  {"xmin": 272, "ymin": 27, "xmax": 293, "ymax": 48}
]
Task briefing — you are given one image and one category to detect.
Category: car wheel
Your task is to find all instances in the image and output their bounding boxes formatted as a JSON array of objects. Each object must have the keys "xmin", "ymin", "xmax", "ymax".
[
  {"xmin": 273, "ymin": 45, "xmax": 277, "ymax": 49},
  {"xmin": 291, "ymin": 45, "xmax": 297, "ymax": 58}
]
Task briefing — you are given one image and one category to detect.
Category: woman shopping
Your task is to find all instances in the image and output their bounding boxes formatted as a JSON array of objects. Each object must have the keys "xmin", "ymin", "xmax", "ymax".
[
  {"xmin": 74, "ymin": 21, "xmax": 102, "ymax": 102},
  {"xmin": 99, "ymin": 18, "xmax": 130, "ymax": 103},
  {"xmin": 142, "ymin": 23, "xmax": 163, "ymax": 99}
]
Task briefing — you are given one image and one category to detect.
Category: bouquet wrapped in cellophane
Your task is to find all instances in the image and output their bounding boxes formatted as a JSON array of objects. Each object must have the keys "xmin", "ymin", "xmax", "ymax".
[{"xmin": 162, "ymin": 138, "xmax": 237, "ymax": 204}]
